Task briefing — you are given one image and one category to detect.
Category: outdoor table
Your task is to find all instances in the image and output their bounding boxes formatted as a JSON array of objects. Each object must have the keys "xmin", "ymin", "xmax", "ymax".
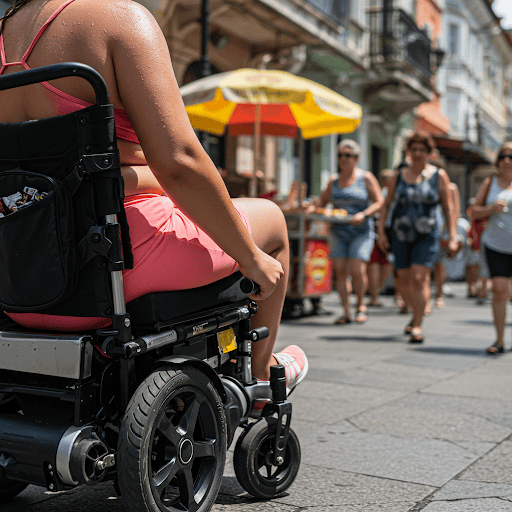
[{"xmin": 283, "ymin": 211, "xmax": 352, "ymax": 312}]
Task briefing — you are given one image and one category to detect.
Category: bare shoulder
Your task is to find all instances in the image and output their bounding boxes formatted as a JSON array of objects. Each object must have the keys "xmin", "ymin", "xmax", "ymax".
[
  {"xmin": 65, "ymin": 0, "xmax": 158, "ymax": 39},
  {"xmin": 362, "ymin": 170, "xmax": 377, "ymax": 183}
]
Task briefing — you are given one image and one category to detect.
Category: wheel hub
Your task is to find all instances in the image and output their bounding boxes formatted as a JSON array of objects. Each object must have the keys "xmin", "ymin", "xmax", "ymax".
[{"xmin": 178, "ymin": 438, "xmax": 194, "ymax": 465}]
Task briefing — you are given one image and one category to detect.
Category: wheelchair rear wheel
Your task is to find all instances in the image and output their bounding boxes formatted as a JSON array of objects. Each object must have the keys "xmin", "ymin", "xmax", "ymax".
[
  {"xmin": 234, "ymin": 417, "xmax": 300, "ymax": 499},
  {"xmin": 117, "ymin": 365, "xmax": 227, "ymax": 512}
]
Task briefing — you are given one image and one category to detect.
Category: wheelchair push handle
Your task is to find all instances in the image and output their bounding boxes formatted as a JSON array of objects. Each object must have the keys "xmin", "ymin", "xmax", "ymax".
[
  {"xmin": 0, "ymin": 62, "xmax": 110, "ymax": 105},
  {"xmin": 240, "ymin": 278, "xmax": 260, "ymax": 295}
]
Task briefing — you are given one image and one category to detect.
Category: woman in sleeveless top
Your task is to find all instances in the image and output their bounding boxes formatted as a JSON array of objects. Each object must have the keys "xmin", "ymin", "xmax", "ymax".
[
  {"xmin": 378, "ymin": 132, "xmax": 457, "ymax": 343},
  {"xmin": 0, "ymin": 0, "xmax": 308, "ymax": 387},
  {"xmin": 317, "ymin": 140, "xmax": 384, "ymax": 325},
  {"xmin": 472, "ymin": 142, "xmax": 512, "ymax": 354}
]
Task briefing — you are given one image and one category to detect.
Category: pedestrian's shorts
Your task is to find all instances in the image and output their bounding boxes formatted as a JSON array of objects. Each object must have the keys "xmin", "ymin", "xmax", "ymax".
[{"xmin": 330, "ymin": 230, "xmax": 375, "ymax": 261}]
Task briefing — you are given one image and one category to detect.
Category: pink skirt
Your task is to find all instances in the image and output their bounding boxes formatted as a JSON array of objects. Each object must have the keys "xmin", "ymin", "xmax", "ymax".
[{"xmin": 8, "ymin": 194, "xmax": 251, "ymax": 331}]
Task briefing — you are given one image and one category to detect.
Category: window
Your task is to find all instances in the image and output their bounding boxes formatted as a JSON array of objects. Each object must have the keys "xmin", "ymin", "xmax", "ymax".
[
  {"xmin": 445, "ymin": 90, "xmax": 460, "ymax": 134},
  {"xmin": 448, "ymin": 23, "xmax": 459, "ymax": 56}
]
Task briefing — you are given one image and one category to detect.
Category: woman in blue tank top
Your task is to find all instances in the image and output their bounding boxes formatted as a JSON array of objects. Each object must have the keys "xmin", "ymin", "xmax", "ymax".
[
  {"xmin": 378, "ymin": 132, "xmax": 457, "ymax": 343},
  {"xmin": 317, "ymin": 140, "xmax": 384, "ymax": 325}
]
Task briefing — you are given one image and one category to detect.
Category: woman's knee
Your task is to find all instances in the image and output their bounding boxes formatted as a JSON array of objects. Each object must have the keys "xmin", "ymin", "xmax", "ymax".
[
  {"xmin": 233, "ymin": 198, "xmax": 288, "ymax": 255},
  {"xmin": 492, "ymin": 278, "xmax": 510, "ymax": 301},
  {"xmin": 410, "ymin": 267, "xmax": 429, "ymax": 290}
]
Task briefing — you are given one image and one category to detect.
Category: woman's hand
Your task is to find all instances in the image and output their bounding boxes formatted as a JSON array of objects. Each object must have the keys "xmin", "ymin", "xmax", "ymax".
[
  {"xmin": 350, "ymin": 211, "xmax": 366, "ymax": 226},
  {"xmin": 377, "ymin": 231, "xmax": 389, "ymax": 252},
  {"xmin": 492, "ymin": 200, "xmax": 508, "ymax": 215},
  {"xmin": 238, "ymin": 248, "xmax": 284, "ymax": 301},
  {"xmin": 447, "ymin": 238, "xmax": 460, "ymax": 258}
]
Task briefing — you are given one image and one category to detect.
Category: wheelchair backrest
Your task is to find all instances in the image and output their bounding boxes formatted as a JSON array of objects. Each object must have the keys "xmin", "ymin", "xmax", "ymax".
[{"xmin": 0, "ymin": 63, "xmax": 132, "ymax": 335}]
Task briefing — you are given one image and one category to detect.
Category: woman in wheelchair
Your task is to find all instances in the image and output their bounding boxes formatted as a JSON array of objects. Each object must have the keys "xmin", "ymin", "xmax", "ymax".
[{"xmin": 0, "ymin": 0, "xmax": 307, "ymax": 389}]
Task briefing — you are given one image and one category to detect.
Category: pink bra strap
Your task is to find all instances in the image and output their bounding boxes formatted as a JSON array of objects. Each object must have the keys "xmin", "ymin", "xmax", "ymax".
[{"xmin": 21, "ymin": 0, "xmax": 77, "ymax": 63}]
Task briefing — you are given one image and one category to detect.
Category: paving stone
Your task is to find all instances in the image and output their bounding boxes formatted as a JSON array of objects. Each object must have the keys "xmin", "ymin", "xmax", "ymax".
[
  {"xmin": 350, "ymin": 402, "xmax": 511, "ymax": 443},
  {"xmin": 422, "ymin": 498, "xmax": 512, "ymax": 511},
  {"xmin": 459, "ymin": 441, "xmax": 512, "ymax": 485},
  {"xmin": 389, "ymin": 352, "xmax": 487, "ymax": 371},
  {"xmin": 289, "ymin": 379, "xmax": 408, "ymax": 423},
  {"xmin": 395, "ymin": 393, "xmax": 512, "ymax": 429},
  {"xmin": 300, "ymin": 430, "xmax": 479, "ymax": 487},
  {"xmin": 223, "ymin": 463, "xmax": 434, "ymax": 509},
  {"xmin": 362, "ymin": 360, "xmax": 458, "ymax": 379},
  {"xmin": 432, "ymin": 480, "xmax": 512, "ymax": 500},
  {"xmin": 306, "ymin": 365, "xmax": 448, "ymax": 391},
  {"xmin": 422, "ymin": 369, "xmax": 512, "ymax": 400}
]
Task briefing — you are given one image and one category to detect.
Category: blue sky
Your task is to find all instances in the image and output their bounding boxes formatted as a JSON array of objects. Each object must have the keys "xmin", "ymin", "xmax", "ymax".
[{"xmin": 494, "ymin": 0, "xmax": 512, "ymax": 29}]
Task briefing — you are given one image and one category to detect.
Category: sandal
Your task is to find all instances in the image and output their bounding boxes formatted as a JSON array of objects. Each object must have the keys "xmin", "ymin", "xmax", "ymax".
[
  {"xmin": 404, "ymin": 321, "xmax": 413, "ymax": 335},
  {"xmin": 486, "ymin": 341, "xmax": 504, "ymax": 355},
  {"xmin": 368, "ymin": 300, "xmax": 383, "ymax": 307},
  {"xmin": 355, "ymin": 310, "xmax": 368, "ymax": 324},
  {"xmin": 409, "ymin": 328, "xmax": 424, "ymax": 344},
  {"xmin": 334, "ymin": 316, "xmax": 351, "ymax": 325}
]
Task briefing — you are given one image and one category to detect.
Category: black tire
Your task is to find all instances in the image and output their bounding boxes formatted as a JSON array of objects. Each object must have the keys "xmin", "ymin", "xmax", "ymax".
[
  {"xmin": 233, "ymin": 417, "xmax": 300, "ymax": 499},
  {"xmin": 117, "ymin": 365, "xmax": 227, "ymax": 512},
  {"xmin": 0, "ymin": 474, "xmax": 28, "ymax": 503}
]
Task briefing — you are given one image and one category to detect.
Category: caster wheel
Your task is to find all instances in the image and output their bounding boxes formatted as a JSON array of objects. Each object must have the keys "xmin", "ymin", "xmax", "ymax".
[
  {"xmin": 0, "ymin": 476, "xmax": 27, "ymax": 503},
  {"xmin": 234, "ymin": 417, "xmax": 300, "ymax": 499},
  {"xmin": 117, "ymin": 365, "xmax": 227, "ymax": 512}
]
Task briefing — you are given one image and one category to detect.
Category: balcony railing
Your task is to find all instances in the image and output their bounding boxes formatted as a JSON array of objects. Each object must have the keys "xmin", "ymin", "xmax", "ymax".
[
  {"xmin": 368, "ymin": 8, "xmax": 432, "ymax": 79},
  {"xmin": 303, "ymin": 0, "xmax": 349, "ymax": 27}
]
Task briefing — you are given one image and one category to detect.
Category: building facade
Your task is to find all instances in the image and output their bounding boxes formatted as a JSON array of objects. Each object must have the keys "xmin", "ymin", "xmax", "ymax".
[{"xmin": 433, "ymin": 0, "xmax": 512, "ymax": 208}]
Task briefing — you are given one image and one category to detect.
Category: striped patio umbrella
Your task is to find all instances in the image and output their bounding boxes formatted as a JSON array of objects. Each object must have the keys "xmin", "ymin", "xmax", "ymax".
[{"xmin": 179, "ymin": 68, "xmax": 362, "ymax": 139}]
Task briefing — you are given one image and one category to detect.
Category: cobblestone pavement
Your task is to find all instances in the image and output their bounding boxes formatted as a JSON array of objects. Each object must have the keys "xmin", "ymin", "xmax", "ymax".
[{"xmin": 4, "ymin": 283, "xmax": 512, "ymax": 511}]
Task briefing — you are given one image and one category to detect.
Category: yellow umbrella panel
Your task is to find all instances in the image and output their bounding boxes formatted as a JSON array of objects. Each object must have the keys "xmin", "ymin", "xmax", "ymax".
[{"xmin": 180, "ymin": 69, "xmax": 362, "ymax": 139}]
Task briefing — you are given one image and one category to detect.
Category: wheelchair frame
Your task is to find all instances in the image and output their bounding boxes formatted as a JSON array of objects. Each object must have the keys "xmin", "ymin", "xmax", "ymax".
[{"xmin": 0, "ymin": 63, "xmax": 300, "ymax": 512}]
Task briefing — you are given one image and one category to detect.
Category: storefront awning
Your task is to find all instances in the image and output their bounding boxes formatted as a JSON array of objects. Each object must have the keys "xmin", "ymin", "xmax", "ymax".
[{"xmin": 433, "ymin": 137, "xmax": 491, "ymax": 166}]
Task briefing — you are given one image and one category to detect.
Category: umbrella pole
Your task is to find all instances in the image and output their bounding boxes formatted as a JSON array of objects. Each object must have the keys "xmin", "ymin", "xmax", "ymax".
[{"xmin": 250, "ymin": 103, "xmax": 262, "ymax": 198}]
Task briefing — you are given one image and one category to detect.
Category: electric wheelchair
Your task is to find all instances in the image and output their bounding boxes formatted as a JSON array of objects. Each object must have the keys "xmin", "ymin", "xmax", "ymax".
[{"xmin": 0, "ymin": 63, "xmax": 300, "ymax": 512}]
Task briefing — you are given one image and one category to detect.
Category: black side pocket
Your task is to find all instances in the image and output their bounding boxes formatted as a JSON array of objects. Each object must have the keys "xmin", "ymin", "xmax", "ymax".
[{"xmin": 0, "ymin": 170, "xmax": 78, "ymax": 311}]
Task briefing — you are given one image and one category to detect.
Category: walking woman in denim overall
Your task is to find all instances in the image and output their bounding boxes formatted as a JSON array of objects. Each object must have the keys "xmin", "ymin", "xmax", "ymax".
[{"xmin": 378, "ymin": 133, "xmax": 457, "ymax": 343}]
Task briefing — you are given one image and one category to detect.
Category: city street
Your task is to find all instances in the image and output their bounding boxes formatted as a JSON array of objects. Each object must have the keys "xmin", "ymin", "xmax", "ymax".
[{"xmin": 4, "ymin": 282, "xmax": 512, "ymax": 511}]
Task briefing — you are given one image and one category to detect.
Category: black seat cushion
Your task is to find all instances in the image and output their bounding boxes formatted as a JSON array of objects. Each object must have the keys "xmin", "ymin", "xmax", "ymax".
[{"xmin": 127, "ymin": 272, "xmax": 250, "ymax": 327}]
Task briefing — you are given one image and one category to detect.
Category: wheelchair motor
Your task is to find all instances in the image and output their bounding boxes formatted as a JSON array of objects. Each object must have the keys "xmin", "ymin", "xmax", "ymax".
[{"xmin": 0, "ymin": 63, "xmax": 301, "ymax": 512}]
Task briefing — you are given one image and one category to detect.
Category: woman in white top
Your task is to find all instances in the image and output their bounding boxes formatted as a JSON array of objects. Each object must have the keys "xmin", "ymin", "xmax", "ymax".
[{"xmin": 472, "ymin": 142, "xmax": 512, "ymax": 354}]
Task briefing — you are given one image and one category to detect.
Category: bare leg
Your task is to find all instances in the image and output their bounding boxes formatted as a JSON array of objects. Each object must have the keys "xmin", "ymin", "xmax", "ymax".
[
  {"xmin": 491, "ymin": 277, "xmax": 509, "ymax": 346},
  {"xmin": 232, "ymin": 198, "xmax": 289, "ymax": 380},
  {"xmin": 434, "ymin": 262, "xmax": 446, "ymax": 306},
  {"xmin": 368, "ymin": 263, "xmax": 380, "ymax": 305},
  {"xmin": 332, "ymin": 258, "xmax": 350, "ymax": 319},
  {"xmin": 348, "ymin": 258, "xmax": 368, "ymax": 313},
  {"xmin": 379, "ymin": 263, "xmax": 393, "ymax": 292},
  {"xmin": 466, "ymin": 264, "xmax": 479, "ymax": 297},
  {"xmin": 408, "ymin": 264, "xmax": 431, "ymax": 331}
]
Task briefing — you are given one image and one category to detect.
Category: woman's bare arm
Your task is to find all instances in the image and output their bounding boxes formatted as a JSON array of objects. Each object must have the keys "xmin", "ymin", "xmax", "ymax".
[
  {"xmin": 106, "ymin": 2, "xmax": 282, "ymax": 297},
  {"xmin": 472, "ymin": 177, "xmax": 503, "ymax": 219},
  {"xmin": 363, "ymin": 171, "xmax": 384, "ymax": 217},
  {"xmin": 316, "ymin": 178, "xmax": 335, "ymax": 207}
]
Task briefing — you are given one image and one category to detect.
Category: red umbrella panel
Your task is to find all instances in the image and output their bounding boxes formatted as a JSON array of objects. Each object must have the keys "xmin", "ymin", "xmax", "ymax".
[{"xmin": 227, "ymin": 104, "xmax": 298, "ymax": 137}]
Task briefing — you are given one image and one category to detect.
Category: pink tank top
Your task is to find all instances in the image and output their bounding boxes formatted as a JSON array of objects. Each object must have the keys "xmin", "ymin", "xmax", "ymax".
[{"xmin": 0, "ymin": 0, "xmax": 140, "ymax": 143}]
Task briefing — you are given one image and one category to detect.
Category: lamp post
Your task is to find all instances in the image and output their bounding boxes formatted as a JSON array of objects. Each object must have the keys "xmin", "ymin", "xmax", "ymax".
[{"xmin": 199, "ymin": 0, "xmax": 210, "ymax": 153}]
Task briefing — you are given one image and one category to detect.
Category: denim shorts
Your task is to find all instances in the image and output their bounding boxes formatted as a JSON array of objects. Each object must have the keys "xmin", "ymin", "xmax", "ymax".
[
  {"xmin": 330, "ymin": 231, "xmax": 375, "ymax": 261},
  {"xmin": 390, "ymin": 232, "xmax": 440, "ymax": 270}
]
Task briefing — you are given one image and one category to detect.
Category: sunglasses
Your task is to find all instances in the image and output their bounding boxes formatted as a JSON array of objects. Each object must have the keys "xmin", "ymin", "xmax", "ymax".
[
  {"xmin": 338, "ymin": 152, "xmax": 357, "ymax": 158},
  {"xmin": 498, "ymin": 154, "xmax": 512, "ymax": 161}
]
